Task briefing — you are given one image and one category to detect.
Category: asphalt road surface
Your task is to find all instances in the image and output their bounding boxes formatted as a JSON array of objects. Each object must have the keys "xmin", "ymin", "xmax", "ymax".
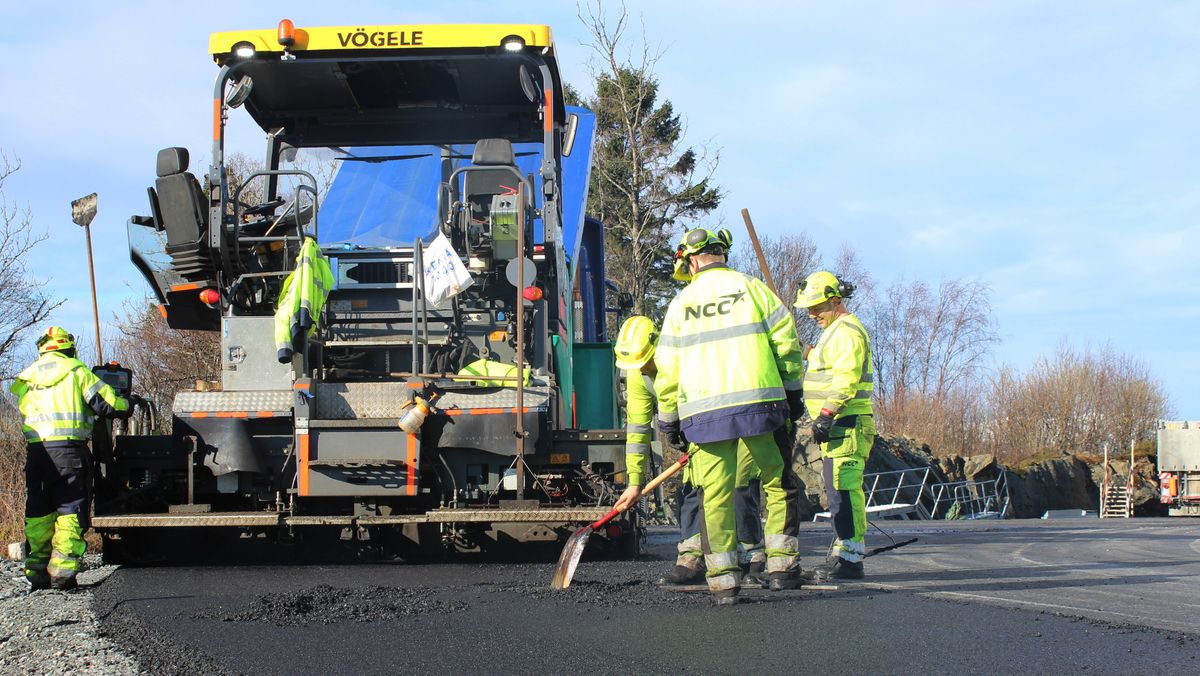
[{"xmin": 92, "ymin": 518, "xmax": 1200, "ymax": 674}]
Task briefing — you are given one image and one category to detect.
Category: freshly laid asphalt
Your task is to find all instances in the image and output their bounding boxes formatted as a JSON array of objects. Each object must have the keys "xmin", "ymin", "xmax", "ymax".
[{"xmin": 91, "ymin": 519, "xmax": 1200, "ymax": 675}]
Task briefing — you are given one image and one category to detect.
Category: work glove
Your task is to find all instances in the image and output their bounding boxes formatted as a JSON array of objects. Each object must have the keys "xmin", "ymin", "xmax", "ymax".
[
  {"xmin": 811, "ymin": 409, "xmax": 835, "ymax": 445},
  {"xmin": 659, "ymin": 419, "xmax": 688, "ymax": 453}
]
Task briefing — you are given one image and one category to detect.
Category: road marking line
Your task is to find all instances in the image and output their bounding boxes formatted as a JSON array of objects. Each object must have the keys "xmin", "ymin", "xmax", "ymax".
[{"xmin": 903, "ymin": 589, "xmax": 1200, "ymax": 634}]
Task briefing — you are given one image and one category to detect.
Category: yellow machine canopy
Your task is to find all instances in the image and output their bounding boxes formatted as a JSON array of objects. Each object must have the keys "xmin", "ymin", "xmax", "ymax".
[{"xmin": 209, "ymin": 22, "xmax": 563, "ymax": 147}]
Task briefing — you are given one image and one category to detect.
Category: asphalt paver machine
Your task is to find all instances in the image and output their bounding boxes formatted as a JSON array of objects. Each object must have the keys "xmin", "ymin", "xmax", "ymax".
[{"xmin": 96, "ymin": 21, "xmax": 634, "ymax": 559}]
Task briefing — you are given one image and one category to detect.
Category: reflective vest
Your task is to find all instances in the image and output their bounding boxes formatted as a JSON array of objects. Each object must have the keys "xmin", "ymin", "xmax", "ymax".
[
  {"xmin": 275, "ymin": 237, "xmax": 334, "ymax": 363},
  {"xmin": 656, "ymin": 264, "xmax": 804, "ymax": 444},
  {"xmin": 624, "ymin": 370, "xmax": 656, "ymax": 486},
  {"xmin": 803, "ymin": 312, "xmax": 874, "ymax": 418},
  {"xmin": 10, "ymin": 352, "xmax": 128, "ymax": 444},
  {"xmin": 457, "ymin": 358, "xmax": 531, "ymax": 386}
]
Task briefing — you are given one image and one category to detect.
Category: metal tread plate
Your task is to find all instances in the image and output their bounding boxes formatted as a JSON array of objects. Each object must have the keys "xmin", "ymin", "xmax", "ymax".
[
  {"xmin": 312, "ymin": 382, "xmax": 552, "ymax": 419},
  {"xmin": 93, "ymin": 512, "xmax": 283, "ymax": 528},
  {"xmin": 422, "ymin": 508, "xmax": 611, "ymax": 523},
  {"xmin": 92, "ymin": 507, "xmax": 613, "ymax": 528},
  {"xmin": 174, "ymin": 390, "xmax": 294, "ymax": 414}
]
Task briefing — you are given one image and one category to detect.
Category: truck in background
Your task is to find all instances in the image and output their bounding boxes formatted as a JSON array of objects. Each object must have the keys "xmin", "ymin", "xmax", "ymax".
[{"xmin": 1157, "ymin": 421, "xmax": 1200, "ymax": 516}]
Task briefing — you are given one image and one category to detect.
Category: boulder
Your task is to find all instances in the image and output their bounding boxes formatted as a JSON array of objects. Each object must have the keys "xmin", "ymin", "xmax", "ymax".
[{"xmin": 1003, "ymin": 456, "xmax": 1098, "ymax": 518}]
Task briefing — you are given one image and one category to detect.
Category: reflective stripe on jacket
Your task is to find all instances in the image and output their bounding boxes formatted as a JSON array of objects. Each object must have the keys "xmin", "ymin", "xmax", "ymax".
[
  {"xmin": 625, "ymin": 371, "xmax": 656, "ymax": 486},
  {"xmin": 656, "ymin": 264, "xmax": 803, "ymax": 444},
  {"xmin": 10, "ymin": 352, "xmax": 128, "ymax": 443},
  {"xmin": 275, "ymin": 237, "xmax": 334, "ymax": 363},
  {"xmin": 803, "ymin": 313, "xmax": 874, "ymax": 418}
]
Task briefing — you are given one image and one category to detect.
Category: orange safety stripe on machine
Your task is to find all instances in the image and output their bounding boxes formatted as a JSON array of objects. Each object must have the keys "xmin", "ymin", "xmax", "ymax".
[
  {"xmin": 298, "ymin": 433, "xmax": 310, "ymax": 496},
  {"xmin": 442, "ymin": 407, "xmax": 535, "ymax": 416},
  {"xmin": 171, "ymin": 282, "xmax": 202, "ymax": 292},
  {"xmin": 544, "ymin": 88, "xmax": 553, "ymax": 133},
  {"xmin": 406, "ymin": 434, "xmax": 418, "ymax": 494},
  {"xmin": 293, "ymin": 381, "xmax": 312, "ymax": 391},
  {"xmin": 212, "ymin": 98, "xmax": 221, "ymax": 142}
]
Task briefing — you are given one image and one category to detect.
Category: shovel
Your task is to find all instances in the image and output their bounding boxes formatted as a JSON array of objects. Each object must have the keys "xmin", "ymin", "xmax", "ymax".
[{"xmin": 550, "ymin": 453, "xmax": 690, "ymax": 589}]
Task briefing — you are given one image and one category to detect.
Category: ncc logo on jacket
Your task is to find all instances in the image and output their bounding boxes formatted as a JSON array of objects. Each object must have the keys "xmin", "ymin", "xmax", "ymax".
[{"xmin": 683, "ymin": 291, "xmax": 746, "ymax": 320}]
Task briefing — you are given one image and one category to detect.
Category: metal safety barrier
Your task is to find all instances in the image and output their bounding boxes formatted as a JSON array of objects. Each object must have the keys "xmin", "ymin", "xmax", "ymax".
[
  {"xmin": 927, "ymin": 472, "xmax": 1011, "ymax": 520},
  {"xmin": 813, "ymin": 465, "xmax": 1012, "ymax": 522},
  {"xmin": 814, "ymin": 466, "xmax": 933, "ymax": 522}
]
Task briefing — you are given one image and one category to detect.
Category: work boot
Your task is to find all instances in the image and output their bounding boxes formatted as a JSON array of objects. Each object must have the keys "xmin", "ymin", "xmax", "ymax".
[
  {"xmin": 26, "ymin": 574, "xmax": 50, "ymax": 592},
  {"xmin": 741, "ymin": 560, "xmax": 768, "ymax": 588},
  {"xmin": 657, "ymin": 565, "xmax": 705, "ymax": 586},
  {"xmin": 49, "ymin": 574, "xmax": 77, "ymax": 592},
  {"xmin": 768, "ymin": 564, "xmax": 821, "ymax": 591},
  {"xmin": 713, "ymin": 589, "xmax": 740, "ymax": 606},
  {"xmin": 813, "ymin": 557, "xmax": 864, "ymax": 581}
]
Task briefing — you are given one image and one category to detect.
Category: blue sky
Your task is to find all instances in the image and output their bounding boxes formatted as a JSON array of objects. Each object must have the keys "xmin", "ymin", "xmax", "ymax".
[{"xmin": 1, "ymin": 1, "xmax": 1198, "ymax": 413}]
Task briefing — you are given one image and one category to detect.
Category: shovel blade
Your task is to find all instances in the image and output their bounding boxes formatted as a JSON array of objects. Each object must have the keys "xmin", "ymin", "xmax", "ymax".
[{"xmin": 550, "ymin": 526, "xmax": 593, "ymax": 589}]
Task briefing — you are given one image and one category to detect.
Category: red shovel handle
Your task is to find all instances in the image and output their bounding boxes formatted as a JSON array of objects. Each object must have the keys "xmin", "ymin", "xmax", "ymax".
[{"xmin": 589, "ymin": 453, "xmax": 690, "ymax": 530}]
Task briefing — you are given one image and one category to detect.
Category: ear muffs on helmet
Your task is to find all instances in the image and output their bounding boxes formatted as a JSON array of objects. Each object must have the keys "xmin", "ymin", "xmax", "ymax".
[{"xmin": 795, "ymin": 271, "xmax": 854, "ymax": 309}]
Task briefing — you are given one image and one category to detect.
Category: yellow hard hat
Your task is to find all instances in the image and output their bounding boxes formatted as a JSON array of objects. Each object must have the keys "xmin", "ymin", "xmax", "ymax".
[
  {"xmin": 614, "ymin": 316, "xmax": 658, "ymax": 370},
  {"xmin": 672, "ymin": 227, "xmax": 733, "ymax": 283},
  {"xmin": 794, "ymin": 271, "xmax": 847, "ymax": 309},
  {"xmin": 677, "ymin": 227, "xmax": 733, "ymax": 257},
  {"xmin": 37, "ymin": 326, "xmax": 75, "ymax": 353}
]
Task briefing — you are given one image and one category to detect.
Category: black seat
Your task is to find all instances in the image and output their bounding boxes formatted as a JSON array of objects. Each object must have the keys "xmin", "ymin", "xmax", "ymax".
[
  {"xmin": 464, "ymin": 139, "xmax": 520, "ymax": 225},
  {"xmin": 153, "ymin": 147, "xmax": 214, "ymax": 280}
]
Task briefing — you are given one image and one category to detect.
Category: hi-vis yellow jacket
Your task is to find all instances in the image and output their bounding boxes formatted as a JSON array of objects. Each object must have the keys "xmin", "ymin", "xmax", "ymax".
[
  {"xmin": 803, "ymin": 313, "xmax": 874, "ymax": 418},
  {"xmin": 275, "ymin": 237, "xmax": 334, "ymax": 363},
  {"xmin": 655, "ymin": 264, "xmax": 803, "ymax": 444},
  {"xmin": 624, "ymin": 369, "xmax": 656, "ymax": 486},
  {"xmin": 10, "ymin": 352, "xmax": 129, "ymax": 445}
]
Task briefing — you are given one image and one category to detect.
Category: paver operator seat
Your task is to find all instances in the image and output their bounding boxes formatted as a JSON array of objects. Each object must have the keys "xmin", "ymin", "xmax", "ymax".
[
  {"xmin": 154, "ymin": 147, "xmax": 213, "ymax": 280},
  {"xmin": 463, "ymin": 138, "xmax": 522, "ymax": 260}
]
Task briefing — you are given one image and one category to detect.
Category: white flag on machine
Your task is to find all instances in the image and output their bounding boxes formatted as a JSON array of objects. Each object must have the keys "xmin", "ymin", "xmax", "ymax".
[{"xmin": 422, "ymin": 231, "xmax": 473, "ymax": 307}]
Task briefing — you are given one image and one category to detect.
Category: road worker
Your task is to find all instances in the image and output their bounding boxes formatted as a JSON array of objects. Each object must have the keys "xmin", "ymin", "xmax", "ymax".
[
  {"xmin": 10, "ymin": 327, "xmax": 131, "ymax": 591},
  {"xmin": 653, "ymin": 228, "xmax": 806, "ymax": 604},
  {"xmin": 795, "ymin": 271, "xmax": 874, "ymax": 580},
  {"xmin": 612, "ymin": 316, "xmax": 768, "ymax": 588}
]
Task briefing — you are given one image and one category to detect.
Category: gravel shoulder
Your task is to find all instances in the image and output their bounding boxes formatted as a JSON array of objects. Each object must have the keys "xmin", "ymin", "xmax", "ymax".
[{"xmin": 0, "ymin": 555, "xmax": 138, "ymax": 675}]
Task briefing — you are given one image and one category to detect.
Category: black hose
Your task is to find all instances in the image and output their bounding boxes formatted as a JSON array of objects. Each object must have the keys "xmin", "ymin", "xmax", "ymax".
[{"xmin": 437, "ymin": 450, "xmax": 458, "ymax": 507}]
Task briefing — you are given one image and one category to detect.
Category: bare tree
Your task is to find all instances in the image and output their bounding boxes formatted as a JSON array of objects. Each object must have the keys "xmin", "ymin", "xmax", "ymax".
[
  {"xmin": 829, "ymin": 244, "xmax": 875, "ymax": 314},
  {"xmin": 984, "ymin": 344, "xmax": 1170, "ymax": 463},
  {"xmin": 111, "ymin": 299, "xmax": 221, "ymax": 433},
  {"xmin": 730, "ymin": 231, "xmax": 822, "ymax": 344},
  {"xmin": 866, "ymin": 278, "xmax": 997, "ymax": 409},
  {"xmin": 0, "ymin": 152, "xmax": 64, "ymax": 378},
  {"xmin": 578, "ymin": 1, "xmax": 723, "ymax": 318}
]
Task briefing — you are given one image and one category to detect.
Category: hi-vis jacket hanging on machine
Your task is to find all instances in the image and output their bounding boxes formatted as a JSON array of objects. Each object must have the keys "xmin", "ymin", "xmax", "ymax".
[
  {"xmin": 655, "ymin": 264, "xmax": 804, "ymax": 443},
  {"xmin": 275, "ymin": 237, "xmax": 334, "ymax": 363}
]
